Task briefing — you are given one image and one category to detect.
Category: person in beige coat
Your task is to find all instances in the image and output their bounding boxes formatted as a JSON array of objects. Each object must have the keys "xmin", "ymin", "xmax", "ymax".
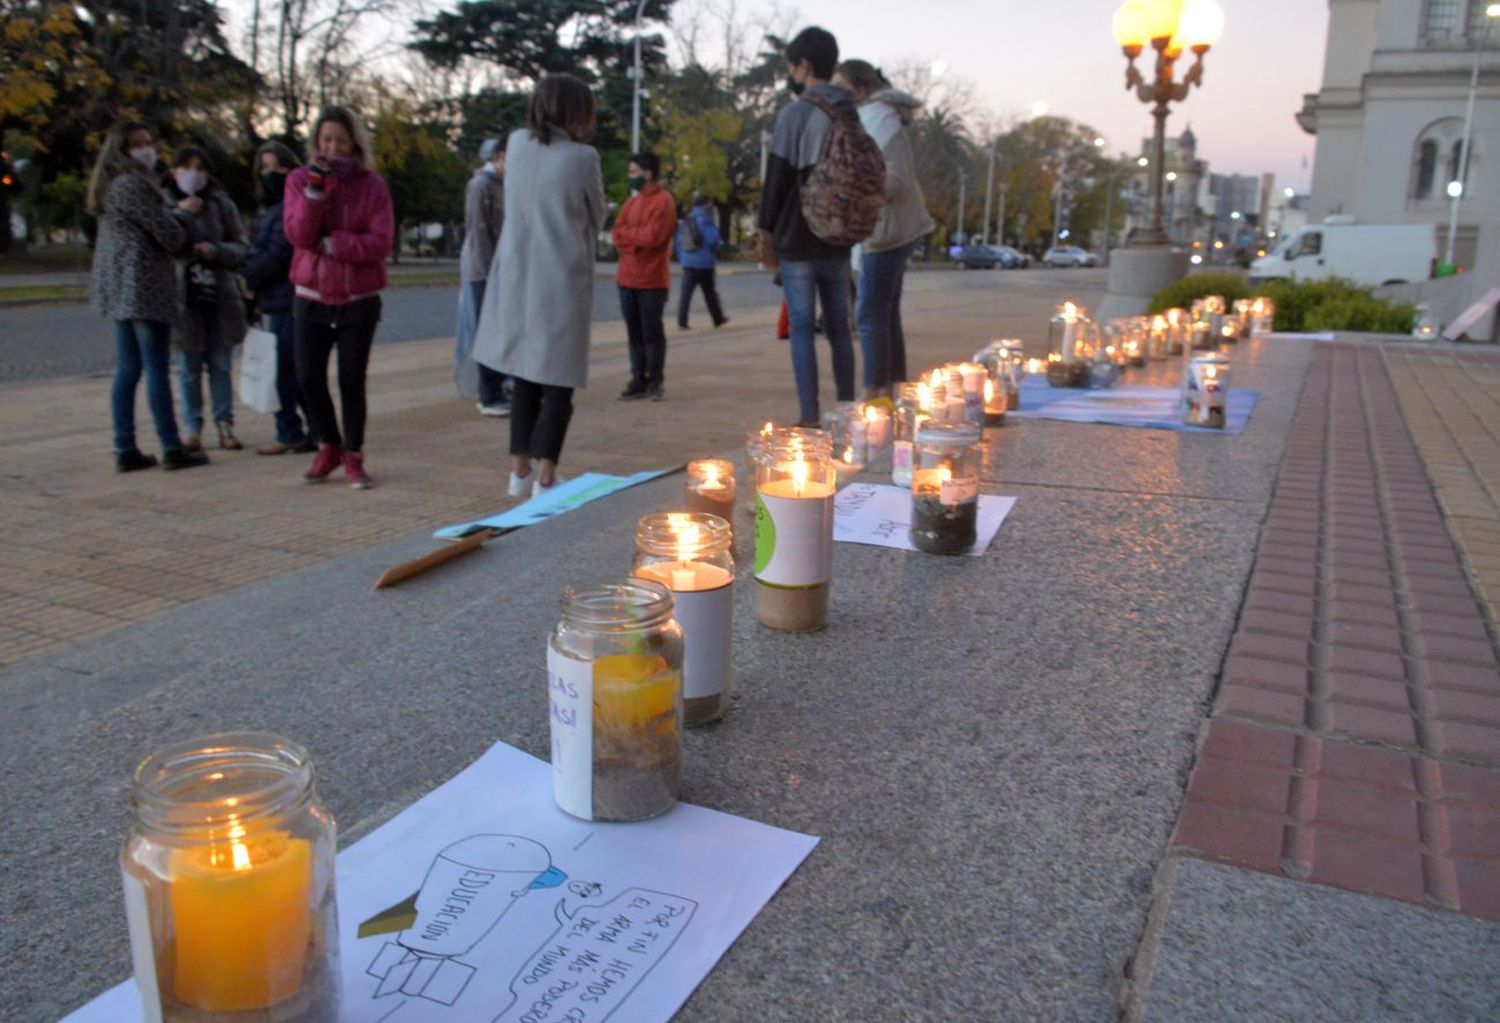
[{"xmin": 474, "ymin": 74, "xmax": 606, "ymax": 498}]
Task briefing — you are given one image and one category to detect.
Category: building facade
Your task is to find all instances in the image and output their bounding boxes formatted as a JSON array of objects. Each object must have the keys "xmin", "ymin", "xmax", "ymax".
[{"xmin": 1299, "ymin": 0, "xmax": 1500, "ymax": 278}]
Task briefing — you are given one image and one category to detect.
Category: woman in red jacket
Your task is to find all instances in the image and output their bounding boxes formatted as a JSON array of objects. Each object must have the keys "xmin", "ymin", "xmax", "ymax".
[{"xmin": 283, "ymin": 106, "xmax": 394, "ymax": 489}]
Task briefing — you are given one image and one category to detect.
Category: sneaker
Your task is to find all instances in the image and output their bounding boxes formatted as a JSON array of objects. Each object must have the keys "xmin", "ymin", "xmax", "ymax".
[
  {"xmin": 648, "ymin": 383, "xmax": 665, "ymax": 402},
  {"xmin": 533, "ymin": 474, "xmax": 567, "ymax": 498},
  {"xmin": 477, "ymin": 400, "xmax": 512, "ymax": 417},
  {"xmin": 116, "ymin": 448, "xmax": 158, "ymax": 473},
  {"xmin": 619, "ymin": 382, "xmax": 648, "ymax": 401},
  {"xmin": 162, "ymin": 448, "xmax": 210, "ymax": 471},
  {"xmin": 303, "ymin": 443, "xmax": 343, "ymax": 483},
  {"xmin": 507, "ymin": 470, "xmax": 533, "ymax": 498},
  {"xmin": 343, "ymin": 450, "xmax": 372, "ymax": 489}
]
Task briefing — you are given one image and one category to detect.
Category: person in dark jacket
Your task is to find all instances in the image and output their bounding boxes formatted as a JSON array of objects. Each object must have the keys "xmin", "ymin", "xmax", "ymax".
[
  {"xmin": 456, "ymin": 133, "xmax": 511, "ymax": 416},
  {"xmin": 676, "ymin": 194, "xmax": 728, "ymax": 330},
  {"xmin": 85, "ymin": 120, "xmax": 209, "ymax": 472},
  {"xmin": 244, "ymin": 142, "xmax": 316, "ymax": 455}
]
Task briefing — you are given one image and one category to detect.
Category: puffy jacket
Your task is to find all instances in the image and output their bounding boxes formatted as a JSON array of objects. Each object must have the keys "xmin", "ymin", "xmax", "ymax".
[
  {"xmin": 612, "ymin": 184, "xmax": 677, "ymax": 290},
  {"xmin": 243, "ymin": 199, "xmax": 294, "ymax": 315},
  {"xmin": 283, "ymin": 163, "xmax": 394, "ymax": 305},
  {"xmin": 677, "ymin": 205, "xmax": 721, "ymax": 270}
]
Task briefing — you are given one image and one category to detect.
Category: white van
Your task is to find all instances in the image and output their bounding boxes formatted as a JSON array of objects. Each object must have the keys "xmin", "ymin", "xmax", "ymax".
[{"xmin": 1250, "ymin": 218, "xmax": 1435, "ymax": 287}]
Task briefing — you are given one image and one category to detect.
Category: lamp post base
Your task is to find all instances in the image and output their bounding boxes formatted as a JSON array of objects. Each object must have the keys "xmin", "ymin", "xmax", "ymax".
[{"xmin": 1096, "ymin": 244, "xmax": 1190, "ymax": 322}]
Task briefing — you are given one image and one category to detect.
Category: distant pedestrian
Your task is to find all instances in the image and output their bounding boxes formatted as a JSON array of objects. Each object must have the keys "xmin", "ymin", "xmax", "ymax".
[
  {"xmin": 676, "ymin": 194, "xmax": 727, "ymax": 331},
  {"xmin": 758, "ymin": 26, "xmax": 867, "ymax": 426},
  {"xmin": 613, "ymin": 151, "xmax": 677, "ymax": 401},
  {"xmin": 473, "ymin": 74, "xmax": 606, "ymax": 498},
  {"xmin": 85, "ymin": 120, "xmax": 209, "ymax": 472},
  {"xmin": 165, "ymin": 145, "xmax": 249, "ymax": 452},
  {"xmin": 456, "ymin": 132, "xmax": 512, "ymax": 417},
  {"xmin": 835, "ymin": 60, "xmax": 933, "ymax": 399},
  {"xmin": 284, "ymin": 105, "xmax": 395, "ymax": 489},
  {"xmin": 244, "ymin": 141, "xmax": 316, "ymax": 455}
]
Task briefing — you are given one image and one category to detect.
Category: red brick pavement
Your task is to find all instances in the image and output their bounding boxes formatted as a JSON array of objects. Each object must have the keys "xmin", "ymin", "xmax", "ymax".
[{"xmin": 1173, "ymin": 344, "xmax": 1500, "ymax": 920}]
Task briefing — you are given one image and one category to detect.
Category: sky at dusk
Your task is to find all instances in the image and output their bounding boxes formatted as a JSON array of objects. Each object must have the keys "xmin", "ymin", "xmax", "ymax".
[{"xmin": 745, "ymin": 0, "xmax": 1329, "ymax": 189}]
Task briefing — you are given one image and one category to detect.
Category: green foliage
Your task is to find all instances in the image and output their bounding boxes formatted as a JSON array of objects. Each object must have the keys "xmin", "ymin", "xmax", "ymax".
[
  {"xmin": 30, "ymin": 170, "xmax": 85, "ymax": 237},
  {"xmin": 372, "ymin": 90, "xmax": 469, "ymax": 230},
  {"xmin": 649, "ymin": 66, "xmax": 742, "ymax": 207},
  {"xmin": 1259, "ymin": 278, "xmax": 1416, "ymax": 334},
  {"xmin": 1147, "ymin": 272, "xmax": 1251, "ymax": 313}
]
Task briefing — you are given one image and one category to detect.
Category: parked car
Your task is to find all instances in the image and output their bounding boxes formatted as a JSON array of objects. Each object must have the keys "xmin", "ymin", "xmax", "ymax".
[
  {"xmin": 996, "ymin": 245, "xmax": 1032, "ymax": 269},
  {"xmin": 960, "ymin": 244, "xmax": 1027, "ymax": 270},
  {"xmin": 1042, "ymin": 245, "xmax": 1099, "ymax": 268}
]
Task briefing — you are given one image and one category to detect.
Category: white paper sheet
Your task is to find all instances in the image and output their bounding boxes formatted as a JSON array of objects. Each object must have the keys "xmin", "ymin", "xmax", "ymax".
[
  {"xmin": 65, "ymin": 743, "xmax": 818, "ymax": 1023},
  {"xmin": 833, "ymin": 483, "xmax": 1016, "ymax": 557}
]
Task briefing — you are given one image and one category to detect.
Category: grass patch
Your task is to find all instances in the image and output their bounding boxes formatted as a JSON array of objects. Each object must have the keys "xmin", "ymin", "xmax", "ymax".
[{"xmin": 0, "ymin": 284, "xmax": 88, "ymax": 305}]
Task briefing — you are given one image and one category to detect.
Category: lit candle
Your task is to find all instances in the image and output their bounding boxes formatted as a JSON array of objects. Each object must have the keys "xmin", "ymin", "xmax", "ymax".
[
  {"xmin": 169, "ymin": 822, "xmax": 313, "ymax": 1011},
  {"xmin": 1184, "ymin": 355, "xmax": 1230, "ymax": 429},
  {"xmin": 861, "ymin": 403, "xmax": 891, "ymax": 451},
  {"xmin": 685, "ymin": 458, "xmax": 736, "ymax": 526},
  {"xmin": 909, "ymin": 422, "xmax": 981, "ymax": 556},
  {"xmin": 955, "ymin": 362, "xmax": 986, "ymax": 425},
  {"xmin": 755, "ymin": 444, "xmax": 835, "ymax": 631},
  {"xmin": 1060, "ymin": 301, "xmax": 1079, "ymax": 362}
]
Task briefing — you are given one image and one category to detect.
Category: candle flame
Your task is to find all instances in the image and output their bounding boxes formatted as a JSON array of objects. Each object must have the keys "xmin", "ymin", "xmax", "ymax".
[
  {"xmin": 791, "ymin": 455, "xmax": 808, "ymax": 496},
  {"xmin": 1153, "ymin": 314, "xmax": 1166, "ymax": 330},
  {"xmin": 1062, "ymin": 301, "xmax": 1078, "ymax": 320},
  {"xmin": 667, "ymin": 512, "xmax": 691, "ymax": 527},
  {"xmin": 938, "ymin": 465, "xmax": 952, "ymax": 484},
  {"xmin": 1025, "ymin": 357, "xmax": 1045, "ymax": 375},
  {"xmin": 701, "ymin": 463, "xmax": 719, "ymax": 485},
  {"xmin": 676, "ymin": 522, "xmax": 701, "ymax": 552},
  {"xmin": 929, "ymin": 369, "xmax": 943, "ymax": 389},
  {"xmin": 864, "ymin": 405, "xmax": 878, "ymax": 422},
  {"xmin": 984, "ymin": 378, "xmax": 994, "ymax": 402},
  {"xmin": 761, "ymin": 421, "xmax": 774, "ymax": 435},
  {"xmin": 917, "ymin": 381, "xmax": 932, "ymax": 411},
  {"xmin": 842, "ymin": 446, "xmax": 854, "ymax": 464},
  {"xmin": 1205, "ymin": 365, "xmax": 1218, "ymax": 379}
]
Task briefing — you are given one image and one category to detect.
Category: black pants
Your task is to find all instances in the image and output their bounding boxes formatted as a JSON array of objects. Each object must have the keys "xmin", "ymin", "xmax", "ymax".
[
  {"xmin": 619, "ymin": 286, "xmax": 668, "ymax": 387},
  {"xmin": 678, "ymin": 267, "xmax": 725, "ymax": 328},
  {"xmin": 294, "ymin": 296, "xmax": 380, "ymax": 452},
  {"xmin": 509, "ymin": 377, "xmax": 574, "ymax": 462}
]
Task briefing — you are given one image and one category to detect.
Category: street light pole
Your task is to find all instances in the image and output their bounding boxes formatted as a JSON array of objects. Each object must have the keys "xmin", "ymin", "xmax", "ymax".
[
  {"xmin": 997, "ymin": 183, "xmax": 1008, "ymax": 245},
  {"xmin": 1103, "ymin": 158, "xmax": 1147, "ymax": 266},
  {"xmin": 630, "ymin": 0, "xmax": 649, "ymax": 154},
  {"xmin": 1445, "ymin": 6, "xmax": 1496, "ymax": 268},
  {"xmin": 982, "ymin": 139, "xmax": 996, "ymax": 246}
]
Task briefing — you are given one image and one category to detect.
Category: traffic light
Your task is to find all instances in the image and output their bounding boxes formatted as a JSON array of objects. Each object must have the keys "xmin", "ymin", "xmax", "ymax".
[{"xmin": 0, "ymin": 151, "xmax": 21, "ymax": 196}]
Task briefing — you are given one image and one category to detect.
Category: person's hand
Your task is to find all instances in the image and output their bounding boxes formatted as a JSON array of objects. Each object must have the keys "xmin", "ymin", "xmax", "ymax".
[
  {"xmin": 178, "ymin": 195, "xmax": 203, "ymax": 215},
  {"xmin": 306, "ymin": 156, "xmax": 330, "ymax": 192},
  {"xmin": 193, "ymin": 241, "xmax": 217, "ymax": 260}
]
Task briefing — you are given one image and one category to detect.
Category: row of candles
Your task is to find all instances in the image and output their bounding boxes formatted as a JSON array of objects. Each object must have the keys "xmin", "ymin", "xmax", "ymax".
[{"xmin": 112, "ymin": 296, "xmax": 1273, "ymax": 1021}]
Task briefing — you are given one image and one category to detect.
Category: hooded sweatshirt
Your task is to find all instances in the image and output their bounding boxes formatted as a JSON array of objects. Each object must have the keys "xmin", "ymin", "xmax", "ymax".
[{"xmin": 857, "ymin": 89, "xmax": 935, "ymax": 253}]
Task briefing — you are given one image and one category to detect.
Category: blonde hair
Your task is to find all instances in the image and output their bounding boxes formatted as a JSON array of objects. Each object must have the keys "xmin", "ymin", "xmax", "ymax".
[{"xmin": 85, "ymin": 121, "xmax": 158, "ymax": 216}]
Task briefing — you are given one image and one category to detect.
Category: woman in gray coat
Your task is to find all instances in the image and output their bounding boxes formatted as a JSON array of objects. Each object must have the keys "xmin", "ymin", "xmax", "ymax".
[
  {"xmin": 166, "ymin": 146, "xmax": 249, "ymax": 451},
  {"xmin": 86, "ymin": 120, "xmax": 210, "ymax": 472},
  {"xmin": 474, "ymin": 74, "xmax": 606, "ymax": 498}
]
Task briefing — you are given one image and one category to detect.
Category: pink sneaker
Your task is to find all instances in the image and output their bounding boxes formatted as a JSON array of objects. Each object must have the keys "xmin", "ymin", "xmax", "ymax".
[
  {"xmin": 303, "ymin": 443, "xmax": 343, "ymax": 483},
  {"xmin": 343, "ymin": 450, "xmax": 372, "ymax": 489}
]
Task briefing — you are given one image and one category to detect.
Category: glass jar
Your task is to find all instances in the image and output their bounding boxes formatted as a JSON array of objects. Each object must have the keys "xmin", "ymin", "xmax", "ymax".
[
  {"xmin": 1250, "ymin": 295, "xmax": 1275, "ymax": 336},
  {"xmin": 1413, "ymin": 304, "xmax": 1440, "ymax": 340},
  {"xmin": 754, "ymin": 436, "xmax": 836, "ymax": 631},
  {"xmin": 745, "ymin": 421, "xmax": 777, "ymax": 468},
  {"xmin": 892, "ymin": 382, "xmax": 929, "ymax": 488},
  {"xmin": 1165, "ymin": 307, "xmax": 1188, "ymax": 354},
  {"xmin": 121, "ymin": 733, "xmax": 340, "ymax": 1022},
  {"xmin": 910, "ymin": 421, "xmax": 982, "ymax": 555},
  {"xmin": 1047, "ymin": 302, "xmax": 1091, "ymax": 387},
  {"xmin": 1233, "ymin": 298, "xmax": 1253, "ymax": 337},
  {"xmin": 685, "ymin": 459, "xmax": 736, "ymax": 525},
  {"xmin": 821, "ymin": 401, "xmax": 868, "ymax": 475},
  {"xmin": 857, "ymin": 399, "xmax": 892, "ymax": 454},
  {"xmin": 549, "ymin": 579, "xmax": 683, "ymax": 821},
  {"xmin": 632, "ymin": 512, "xmax": 734, "ymax": 727},
  {"xmin": 974, "ymin": 346, "xmax": 1010, "ymax": 425},
  {"xmin": 1184, "ymin": 354, "xmax": 1231, "ymax": 429}
]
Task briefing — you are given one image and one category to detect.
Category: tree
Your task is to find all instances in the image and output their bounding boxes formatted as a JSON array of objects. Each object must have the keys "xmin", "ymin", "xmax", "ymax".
[
  {"xmin": 649, "ymin": 65, "xmax": 741, "ymax": 207},
  {"xmin": 371, "ymin": 87, "xmax": 469, "ymax": 255}
]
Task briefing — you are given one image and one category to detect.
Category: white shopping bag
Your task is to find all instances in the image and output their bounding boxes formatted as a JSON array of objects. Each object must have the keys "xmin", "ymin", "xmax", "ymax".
[{"xmin": 238, "ymin": 326, "xmax": 279, "ymax": 414}]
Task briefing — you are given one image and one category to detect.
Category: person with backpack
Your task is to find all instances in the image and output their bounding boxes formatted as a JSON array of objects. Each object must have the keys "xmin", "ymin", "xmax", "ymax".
[
  {"xmin": 758, "ymin": 25, "xmax": 884, "ymax": 427},
  {"xmin": 613, "ymin": 151, "xmax": 677, "ymax": 402},
  {"xmin": 835, "ymin": 60, "xmax": 934, "ymax": 400},
  {"xmin": 676, "ymin": 194, "xmax": 727, "ymax": 330},
  {"xmin": 456, "ymin": 133, "xmax": 512, "ymax": 417}
]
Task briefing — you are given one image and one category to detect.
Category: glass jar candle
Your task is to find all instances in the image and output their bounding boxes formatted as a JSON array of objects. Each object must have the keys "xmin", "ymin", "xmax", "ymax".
[
  {"xmin": 892, "ymin": 382, "xmax": 929, "ymax": 488},
  {"xmin": 754, "ymin": 436, "xmax": 836, "ymax": 631},
  {"xmin": 858, "ymin": 400, "xmax": 892, "ymax": 453},
  {"xmin": 685, "ymin": 459, "xmax": 736, "ymax": 526},
  {"xmin": 949, "ymin": 362, "xmax": 986, "ymax": 425},
  {"xmin": 1147, "ymin": 314, "xmax": 1169, "ymax": 360},
  {"xmin": 821, "ymin": 401, "xmax": 868, "ymax": 476},
  {"xmin": 549, "ymin": 579, "xmax": 683, "ymax": 821},
  {"xmin": 1233, "ymin": 298, "xmax": 1253, "ymax": 337},
  {"xmin": 1184, "ymin": 354, "xmax": 1231, "ymax": 429},
  {"xmin": 744, "ymin": 421, "xmax": 777, "ymax": 468},
  {"xmin": 1250, "ymin": 296, "xmax": 1275, "ymax": 336},
  {"xmin": 1165, "ymin": 307, "xmax": 1188, "ymax": 354},
  {"xmin": 633, "ymin": 513, "xmax": 733, "ymax": 727},
  {"xmin": 1047, "ymin": 301, "xmax": 1091, "ymax": 387},
  {"xmin": 973, "ymin": 345, "xmax": 1009, "ymax": 425},
  {"xmin": 121, "ymin": 732, "xmax": 340, "ymax": 1022},
  {"xmin": 910, "ymin": 421, "xmax": 982, "ymax": 556},
  {"xmin": 1121, "ymin": 319, "xmax": 1146, "ymax": 367}
]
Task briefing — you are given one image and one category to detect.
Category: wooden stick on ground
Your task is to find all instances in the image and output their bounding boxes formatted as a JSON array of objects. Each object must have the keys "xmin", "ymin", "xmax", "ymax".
[{"xmin": 375, "ymin": 528, "xmax": 505, "ymax": 590}]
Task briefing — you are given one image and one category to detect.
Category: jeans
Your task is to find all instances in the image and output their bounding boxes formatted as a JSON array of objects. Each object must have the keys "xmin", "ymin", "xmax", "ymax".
[
  {"xmin": 857, "ymin": 239, "xmax": 920, "ymax": 390},
  {"xmin": 112, "ymin": 319, "xmax": 182, "ymax": 453},
  {"xmin": 294, "ymin": 296, "xmax": 381, "ymax": 452},
  {"xmin": 619, "ymin": 286, "xmax": 669, "ymax": 387},
  {"xmin": 455, "ymin": 279, "xmax": 508, "ymax": 404},
  {"xmin": 509, "ymin": 378, "xmax": 574, "ymax": 462},
  {"xmin": 266, "ymin": 312, "xmax": 314, "ymax": 445},
  {"xmin": 781, "ymin": 257, "xmax": 856, "ymax": 425},
  {"xmin": 677, "ymin": 267, "xmax": 725, "ymax": 328},
  {"xmin": 176, "ymin": 308, "xmax": 234, "ymax": 434}
]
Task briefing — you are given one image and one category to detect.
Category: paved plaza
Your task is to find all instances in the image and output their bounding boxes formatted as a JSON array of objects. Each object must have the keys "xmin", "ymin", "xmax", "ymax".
[{"xmin": 2, "ymin": 269, "xmax": 1498, "ymax": 1020}]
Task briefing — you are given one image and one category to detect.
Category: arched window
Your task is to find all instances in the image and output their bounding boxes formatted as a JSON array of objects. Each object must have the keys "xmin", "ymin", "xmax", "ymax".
[
  {"xmin": 1449, "ymin": 139, "xmax": 1470, "ymax": 188},
  {"xmin": 1415, "ymin": 140, "xmax": 1439, "ymax": 199}
]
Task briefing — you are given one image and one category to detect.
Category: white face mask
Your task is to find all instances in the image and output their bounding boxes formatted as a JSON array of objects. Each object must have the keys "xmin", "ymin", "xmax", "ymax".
[
  {"xmin": 174, "ymin": 168, "xmax": 206, "ymax": 195},
  {"xmin": 129, "ymin": 146, "xmax": 158, "ymax": 171}
]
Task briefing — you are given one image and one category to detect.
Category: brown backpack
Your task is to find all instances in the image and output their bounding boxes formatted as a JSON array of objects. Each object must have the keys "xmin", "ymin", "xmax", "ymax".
[{"xmin": 799, "ymin": 94, "xmax": 886, "ymax": 247}]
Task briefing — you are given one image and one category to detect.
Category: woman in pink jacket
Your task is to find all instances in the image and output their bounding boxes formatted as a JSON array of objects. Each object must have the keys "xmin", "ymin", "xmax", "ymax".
[{"xmin": 283, "ymin": 106, "xmax": 394, "ymax": 489}]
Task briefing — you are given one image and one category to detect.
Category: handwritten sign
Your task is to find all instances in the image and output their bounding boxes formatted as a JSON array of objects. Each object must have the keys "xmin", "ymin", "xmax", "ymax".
[{"xmin": 834, "ymin": 483, "xmax": 1015, "ymax": 557}]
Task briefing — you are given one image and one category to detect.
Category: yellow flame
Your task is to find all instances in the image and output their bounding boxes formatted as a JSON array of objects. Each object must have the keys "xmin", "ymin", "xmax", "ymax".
[
  {"xmin": 761, "ymin": 421, "xmax": 774, "ymax": 435},
  {"xmin": 1205, "ymin": 365, "xmax": 1218, "ymax": 379},
  {"xmin": 984, "ymin": 378, "xmax": 995, "ymax": 402},
  {"xmin": 790, "ymin": 455, "xmax": 809, "ymax": 496},
  {"xmin": 1153, "ymin": 314, "xmax": 1167, "ymax": 330},
  {"xmin": 938, "ymin": 465, "xmax": 952, "ymax": 484},
  {"xmin": 929, "ymin": 369, "xmax": 943, "ymax": 389},
  {"xmin": 917, "ymin": 381, "xmax": 932, "ymax": 410},
  {"xmin": 1062, "ymin": 301, "xmax": 1078, "ymax": 319},
  {"xmin": 675, "ymin": 522, "xmax": 701, "ymax": 552},
  {"xmin": 842, "ymin": 446, "xmax": 855, "ymax": 464},
  {"xmin": 864, "ymin": 405, "xmax": 878, "ymax": 422},
  {"xmin": 228, "ymin": 820, "xmax": 251, "ymax": 871}
]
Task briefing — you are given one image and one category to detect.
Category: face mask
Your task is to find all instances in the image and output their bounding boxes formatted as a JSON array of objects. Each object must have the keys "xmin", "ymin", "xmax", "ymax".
[
  {"xmin": 174, "ymin": 168, "xmax": 206, "ymax": 195},
  {"xmin": 787, "ymin": 75, "xmax": 805, "ymax": 97},
  {"xmin": 261, "ymin": 171, "xmax": 287, "ymax": 199},
  {"xmin": 129, "ymin": 146, "xmax": 158, "ymax": 171},
  {"xmin": 628, "ymin": 175, "xmax": 646, "ymax": 192}
]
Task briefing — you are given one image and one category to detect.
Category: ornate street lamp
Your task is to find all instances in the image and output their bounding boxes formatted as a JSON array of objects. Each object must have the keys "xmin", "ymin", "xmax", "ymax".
[{"xmin": 1112, "ymin": 0, "xmax": 1225, "ymax": 246}]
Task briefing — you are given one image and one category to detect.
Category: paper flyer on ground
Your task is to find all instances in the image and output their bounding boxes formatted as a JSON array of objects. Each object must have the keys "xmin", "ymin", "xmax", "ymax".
[
  {"xmin": 1010, "ymin": 379, "xmax": 1258, "ymax": 435},
  {"xmin": 66, "ymin": 742, "xmax": 819, "ymax": 1023},
  {"xmin": 834, "ymin": 483, "xmax": 1015, "ymax": 556},
  {"xmin": 435, "ymin": 468, "xmax": 678, "ymax": 539}
]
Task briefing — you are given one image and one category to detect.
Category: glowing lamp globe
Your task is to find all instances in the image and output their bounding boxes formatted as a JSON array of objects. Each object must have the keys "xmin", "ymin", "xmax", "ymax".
[
  {"xmin": 1142, "ymin": 0, "xmax": 1185, "ymax": 41},
  {"xmin": 1112, "ymin": 0, "xmax": 1151, "ymax": 54},
  {"xmin": 1177, "ymin": 0, "xmax": 1225, "ymax": 52}
]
